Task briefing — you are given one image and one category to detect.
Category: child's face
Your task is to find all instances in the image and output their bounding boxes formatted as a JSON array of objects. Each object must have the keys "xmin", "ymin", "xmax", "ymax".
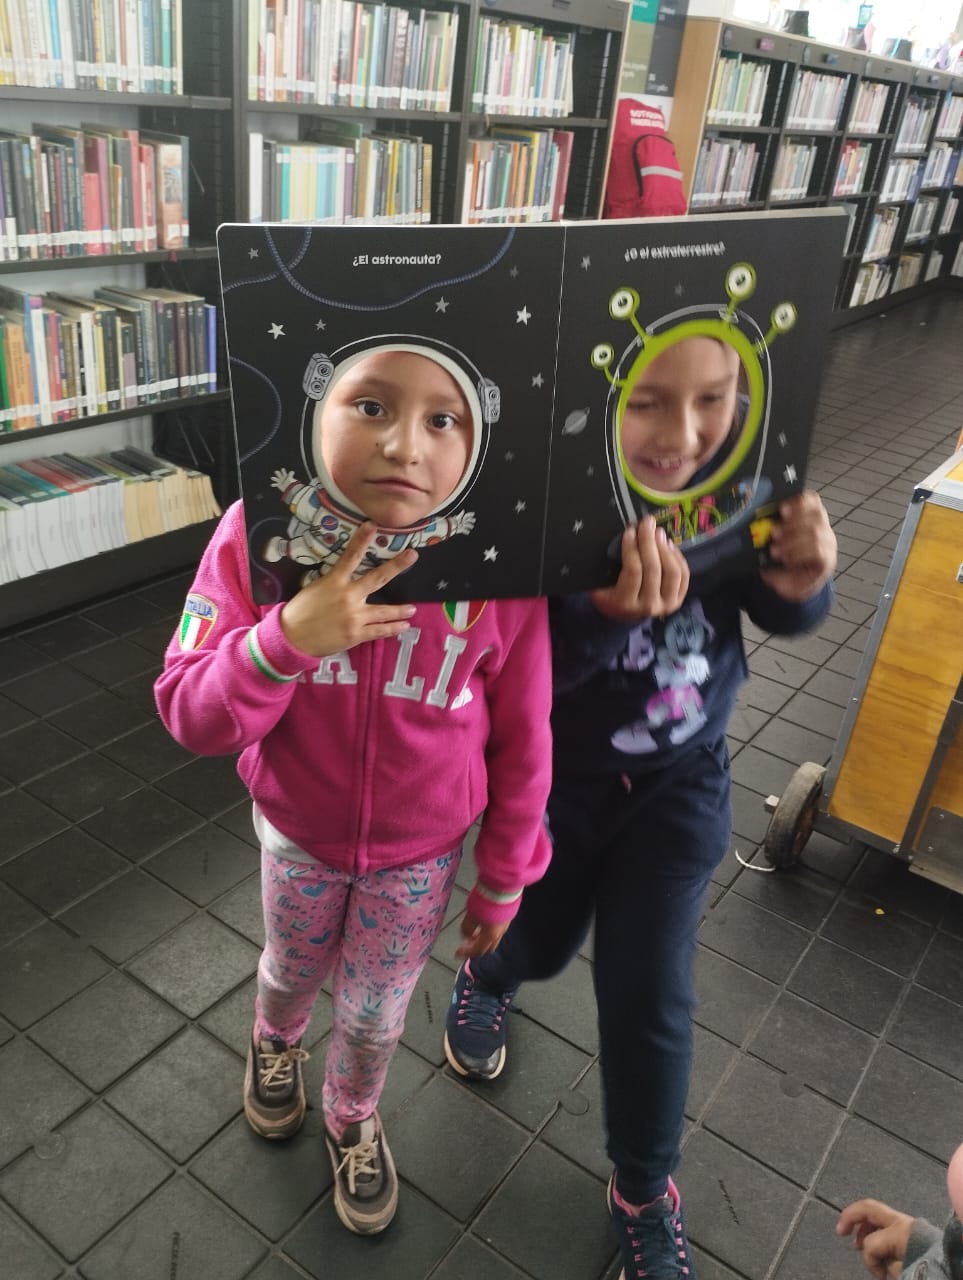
[
  {"xmin": 321, "ymin": 350, "xmax": 473, "ymax": 527},
  {"xmin": 620, "ymin": 337, "xmax": 742, "ymax": 492}
]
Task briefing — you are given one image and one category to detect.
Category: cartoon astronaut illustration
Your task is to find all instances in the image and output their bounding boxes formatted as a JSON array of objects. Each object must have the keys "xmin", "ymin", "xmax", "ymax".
[
  {"xmin": 610, "ymin": 602, "xmax": 716, "ymax": 755},
  {"xmin": 590, "ymin": 262, "xmax": 798, "ymax": 576},
  {"xmin": 263, "ymin": 338, "xmax": 499, "ymax": 583}
]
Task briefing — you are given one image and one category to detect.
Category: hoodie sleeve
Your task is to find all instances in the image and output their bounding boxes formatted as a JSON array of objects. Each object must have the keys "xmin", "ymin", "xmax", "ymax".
[
  {"xmin": 904, "ymin": 1219, "xmax": 950, "ymax": 1277},
  {"xmin": 466, "ymin": 598, "xmax": 554, "ymax": 927},
  {"xmin": 740, "ymin": 576, "xmax": 834, "ymax": 637},
  {"xmin": 154, "ymin": 502, "xmax": 320, "ymax": 756}
]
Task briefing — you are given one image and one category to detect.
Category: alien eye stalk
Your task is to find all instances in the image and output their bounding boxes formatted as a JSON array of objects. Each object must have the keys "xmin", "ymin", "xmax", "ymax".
[{"xmin": 590, "ymin": 265, "xmax": 797, "ymax": 387}]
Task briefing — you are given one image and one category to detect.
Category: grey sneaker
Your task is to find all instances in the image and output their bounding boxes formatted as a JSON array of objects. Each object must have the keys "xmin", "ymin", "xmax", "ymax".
[
  {"xmin": 324, "ymin": 1111, "xmax": 398, "ymax": 1234},
  {"xmin": 607, "ymin": 1173, "xmax": 695, "ymax": 1278},
  {"xmin": 243, "ymin": 1031, "xmax": 309, "ymax": 1140}
]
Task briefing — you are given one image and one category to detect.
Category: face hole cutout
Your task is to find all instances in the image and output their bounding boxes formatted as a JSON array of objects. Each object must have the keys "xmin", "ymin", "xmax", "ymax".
[
  {"xmin": 616, "ymin": 328, "xmax": 763, "ymax": 511},
  {"xmin": 316, "ymin": 347, "xmax": 478, "ymax": 528}
]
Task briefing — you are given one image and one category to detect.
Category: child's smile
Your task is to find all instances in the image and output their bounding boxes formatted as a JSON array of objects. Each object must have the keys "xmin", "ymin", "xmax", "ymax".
[{"xmin": 620, "ymin": 337, "xmax": 742, "ymax": 493}]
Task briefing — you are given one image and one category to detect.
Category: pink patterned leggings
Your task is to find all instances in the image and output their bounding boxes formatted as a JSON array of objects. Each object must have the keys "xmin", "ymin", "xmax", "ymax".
[{"xmin": 255, "ymin": 845, "xmax": 461, "ymax": 1139}]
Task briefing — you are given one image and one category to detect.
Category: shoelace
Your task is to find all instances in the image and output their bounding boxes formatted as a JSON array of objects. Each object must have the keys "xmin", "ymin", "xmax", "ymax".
[
  {"xmin": 335, "ymin": 1139, "xmax": 380, "ymax": 1194},
  {"xmin": 257, "ymin": 1044, "xmax": 309, "ymax": 1091},
  {"xmin": 624, "ymin": 1210, "xmax": 690, "ymax": 1279},
  {"xmin": 458, "ymin": 983, "xmax": 513, "ymax": 1031}
]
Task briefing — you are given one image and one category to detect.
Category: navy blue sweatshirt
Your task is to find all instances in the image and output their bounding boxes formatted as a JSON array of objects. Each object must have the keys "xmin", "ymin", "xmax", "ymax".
[{"xmin": 549, "ymin": 575, "xmax": 832, "ymax": 778}]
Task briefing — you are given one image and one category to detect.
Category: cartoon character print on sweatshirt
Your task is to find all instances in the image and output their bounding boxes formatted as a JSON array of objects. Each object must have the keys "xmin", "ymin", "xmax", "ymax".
[
  {"xmin": 609, "ymin": 600, "xmax": 716, "ymax": 754},
  {"xmin": 255, "ymin": 847, "xmax": 460, "ymax": 1136}
]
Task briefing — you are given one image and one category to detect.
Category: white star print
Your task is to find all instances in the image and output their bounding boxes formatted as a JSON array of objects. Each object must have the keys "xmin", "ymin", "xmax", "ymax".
[
  {"xmin": 316, "ymin": 318, "xmax": 326, "ymax": 330},
  {"xmin": 674, "ymin": 283, "xmax": 684, "ymax": 296},
  {"xmin": 784, "ymin": 463, "xmax": 797, "ymax": 483},
  {"xmin": 778, "ymin": 432, "xmax": 787, "ymax": 447},
  {"xmin": 510, "ymin": 265, "xmax": 519, "ymax": 277},
  {"xmin": 580, "ymin": 256, "xmax": 591, "ymax": 270},
  {"xmin": 515, "ymin": 501, "xmax": 526, "ymax": 513},
  {"xmin": 587, "ymin": 466, "xmax": 595, "ymax": 476},
  {"xmin": 435, "ymin": 297, "xmax": 449, "ymax": 313},
  {"xmin": 249, "ymin": 248, "xmax": 259, "ymax": 259},
  {"xmin": 516, "ymin": 306, "xmax": 531, "ymax": 325},
  {"xmin": 268, "ymin": 322, "xmax": 285, "ymax": 339},
  {"xmin": 483, "ymin": 546, "xmax": 498, "ymax": 562},
  {"xmin": 437, "ymin": 580, "xmax": 448, "ymax": 591},
  {"xmin": 505, "ymin": 451, "xmax": 515, "ymax": 462},
  {"xmin": 572, "ymin": 519, "xmax": 584, "ymax": 534},
  {"xmin": 532, "ymin": 372, "xmax": 544, "ymax": 388}
]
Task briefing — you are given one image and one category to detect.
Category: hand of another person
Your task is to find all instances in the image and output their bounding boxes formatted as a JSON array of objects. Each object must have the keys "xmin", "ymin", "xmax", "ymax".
[
  {"xmin": 456, "ymin": 912, "xmax": 510, "ymax": 958},
  {"xmin": 760, "ymin": 491, "xmax": 837, "ymax": 603},
  {"xmin": 280, "ymin": 523, "xmax": 417, "ymax": 657},
  {"xmin": 590, "ymin": 517, "xmax": 690, "ymax": 622},
  {"xmin": 837, "ymin": 1199, "xmax": 915, "ymax": 1279}
]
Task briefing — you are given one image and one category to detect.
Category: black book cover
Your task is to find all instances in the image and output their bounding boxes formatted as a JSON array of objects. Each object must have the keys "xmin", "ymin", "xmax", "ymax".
[{"xmin": 217, "ymin": 210, "xmax": 846, "ymax": 605}]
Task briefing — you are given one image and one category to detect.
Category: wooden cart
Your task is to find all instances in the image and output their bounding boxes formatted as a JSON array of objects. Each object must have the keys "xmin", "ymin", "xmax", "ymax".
[{"xmin": 764, "ymin": 448, "xmax": 963, "ymax": 891}]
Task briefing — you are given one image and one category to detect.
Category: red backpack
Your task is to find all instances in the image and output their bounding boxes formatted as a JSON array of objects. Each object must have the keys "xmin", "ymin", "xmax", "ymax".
[{"xmin": 603, "ymin": 98, "xmax": 687, "ymax": 219}]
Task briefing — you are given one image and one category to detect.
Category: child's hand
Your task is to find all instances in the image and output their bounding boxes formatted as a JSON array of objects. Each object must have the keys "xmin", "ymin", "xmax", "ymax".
[
  {"xmin": 590, "ymin": 517, "xmax": 689, "ymax": 622},
  {"xmin": 836, "ymin": 1199, "xmax": 914, "ymax": 1278},
  {"xmin": 760, "ymin": 491, "xmax": 837, "ymax": 603},
  {"xmin": 456, "ymin": 912, "xmax": 510, "ymax": 958},
  {"xmin": 280, "ymin": 523, "xmax": 418, "ymax": 657}
]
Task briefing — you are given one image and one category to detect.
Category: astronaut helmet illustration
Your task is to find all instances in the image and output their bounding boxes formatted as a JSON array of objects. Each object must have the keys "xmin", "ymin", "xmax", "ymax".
[
  {"xmin": 300, "ymin": 335, "xmax": 498, "ymax": 527},
  {"xmin": 591, "ymin": 263, "xmax": 796, "ymax": 549}
]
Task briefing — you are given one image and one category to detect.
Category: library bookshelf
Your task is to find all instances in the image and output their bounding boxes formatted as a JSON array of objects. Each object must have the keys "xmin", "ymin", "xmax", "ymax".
[
  {"xmin": 0, "ymin": 0, "xmax": 627, "ymax": 628},
  {"xmin": 670, "ymin": 18, "xmax": 963, "ymax": 320}
]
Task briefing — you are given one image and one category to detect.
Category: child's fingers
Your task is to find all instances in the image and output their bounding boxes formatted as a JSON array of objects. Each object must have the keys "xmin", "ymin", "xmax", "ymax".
[
  {"xmin": 331, "ymin": 521, "xmax": 380, "ymax": 578},
  {"xmin": 616, "ymin": 524, "xmax": 644, "ymax": 595},
  {"xmin": 357, "ymin": 546, "xmax": 420, "ymax": 596},
  {"xmin": 657, "ymin": 535, "xmax": 689, "ymax": 610}
]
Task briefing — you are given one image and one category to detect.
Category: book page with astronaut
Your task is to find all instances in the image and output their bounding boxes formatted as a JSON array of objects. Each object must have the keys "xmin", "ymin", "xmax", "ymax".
[{"xmin": 217, "ymin": 209, "xmax": 846, "ymax": 604}]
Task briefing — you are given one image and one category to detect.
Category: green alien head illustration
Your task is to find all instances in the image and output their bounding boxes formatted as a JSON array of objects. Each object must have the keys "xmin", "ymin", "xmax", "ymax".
[{"xmin": 592, "ymin": 263, "xmax": 797, "ymax": 557}]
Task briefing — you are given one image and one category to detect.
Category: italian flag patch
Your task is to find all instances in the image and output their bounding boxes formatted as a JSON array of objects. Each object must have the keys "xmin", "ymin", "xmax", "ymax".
[
  {"xmin": 442, "ymin": 601, "xmax": 486, "ymax": 632},
  {"xmin": 179, "ymin": 594, "xmax": 218, "ymax": 650}
]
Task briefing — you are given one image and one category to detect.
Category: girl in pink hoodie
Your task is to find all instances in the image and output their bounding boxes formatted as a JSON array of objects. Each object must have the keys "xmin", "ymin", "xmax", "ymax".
[{"xmin": 155, "ymin": 349, "xmax": 552, "ymax": 1236}]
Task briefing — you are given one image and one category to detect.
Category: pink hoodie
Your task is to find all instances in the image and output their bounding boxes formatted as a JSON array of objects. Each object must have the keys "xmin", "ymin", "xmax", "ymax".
[{"xmin": 154, "ymin": 502, "xmax": 553, "ymax": 925}]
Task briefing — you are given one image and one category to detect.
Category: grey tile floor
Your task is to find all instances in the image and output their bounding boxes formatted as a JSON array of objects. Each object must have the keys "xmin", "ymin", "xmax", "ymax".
[{"xmin": 1, "ymin": 291, "xmax": 963, "ymax": 1279}]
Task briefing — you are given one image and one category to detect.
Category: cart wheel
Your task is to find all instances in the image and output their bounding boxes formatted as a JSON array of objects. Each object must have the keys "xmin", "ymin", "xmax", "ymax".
[{"xmin": 764, "ymin": 762, "xmax": 827, "ymax": 868}]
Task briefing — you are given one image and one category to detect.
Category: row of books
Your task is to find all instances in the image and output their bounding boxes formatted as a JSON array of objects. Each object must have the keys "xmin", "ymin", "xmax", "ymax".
[
  {"xmin": 246, "ymin": 0, "xmax": 459, "ymax": 110},
  {"xmin": 470, "ymin": 15, "xmax": 575, "ymax": 118},
  {"xmin": 0, "ymin": 282, "xmax": 218, "ymax": 432},
  {"xmin": 833, "ymin": 141, "xmax": 874, "ymax": 196},
  {"xmin": 925, "ymin": 248, "xmax": 943, "ymax": 281},
  {"xmin": 894, "ymin": 99, "xmax": 938, "ymax": 153},
  {"xmin": 771, "ymin": 141, "xmax": 817, "ymax": 201},
  {"xmin": 0, "ymin": 123, "xmax": 189, "ymax": 263},
  {"xmin": 850, "ymin": 260, "xmax": 893, "ymax": 305},
  {"xmin": 849, "ymin": 81, "xmax": 891, "ymax": 134},
  {"xmin": 461, "ymin": 127, "xmax": 573, "ymax": 225},
  {"xmin": 936, "ymin": 95, "xmax": 963, "ymax": 139},
  {"xmin": 0, "ymin": 0, "xmax": 184, "ymax": 92},
  {"xmin": 862, "ymin": 206, "xmax": 900, "ymax": 259},
  {"xmin": 0, "ymin": 447, "xmax": 220, "ymax": 585},
  {"xmin": 891, "ymin": 251, "xmax": 924, "ymax": 292},
  {"xmin": 905, "ymin": 195, "xmax": 940, "ymax": 240},
  {"xmin": 785, "ymin": 71, "xmax": 846, "ymax": 131},
  {"xmin": 248, "ymin": 127, "xmax": 433, "ymax": 224},
  {"xmin": 942, "ymin": 195, "xmax": 960, "ymax": 234},
  {"xmin": 920, "ymin": 142, "xmax": 960, "ymax": 188},
  {"xmin": 880, "ymin": 155, "xmax": 926, "ymax": 201},
  {"xmin": 706, "ymin": 55, "xmax": 771, "ymax": 128},
  {"xmin": 690, "ymin": 137, "xmax": 760, "ymax": 207}
]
